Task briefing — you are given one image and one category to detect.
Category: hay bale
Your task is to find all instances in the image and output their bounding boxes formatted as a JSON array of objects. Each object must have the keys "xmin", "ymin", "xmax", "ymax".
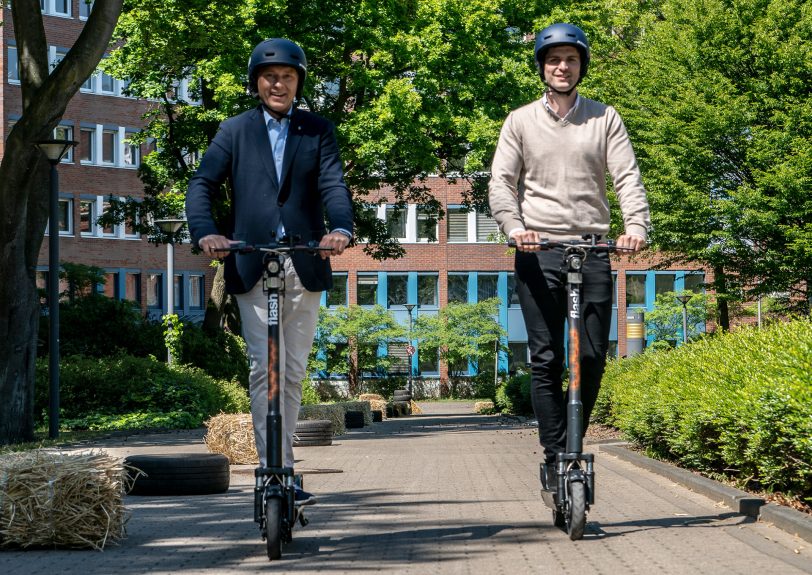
[
  {"xmin": 474, "ymin": 401, "xmax": 495, "ymax": 414},
  {"xmin": 368, "ymin": 399, "xmax": 388, "ymax": 419},
  {"xmin": 0, "ymin": 451, "xmax": 128, "ymax": 550},
  {"xmin": 410, "ymin": 400, "xmax": 423, "ymax": 415},
  {"xmin": 299, "ymin": 404, "xmax": 346, "ymax": 435},
  {"xmin": 358, "ymin": 393, "xmax": 384, "ymax": 402},
  {"xmin": 204, "ymin": 413, "xmax": 257, "ymax": 465}
]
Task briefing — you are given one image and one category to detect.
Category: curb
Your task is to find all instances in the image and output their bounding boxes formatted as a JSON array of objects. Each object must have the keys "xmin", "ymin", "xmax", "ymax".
[{"xmin": 600, "ymin": 443, "xmax": 812, "ymax": 543}]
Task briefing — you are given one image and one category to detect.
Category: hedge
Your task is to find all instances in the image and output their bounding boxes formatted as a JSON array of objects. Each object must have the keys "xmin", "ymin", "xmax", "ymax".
[
  {"xmin": 596, "ymin": 318, "xmax": 811, "ymax": 502},
  {"xmin": 35, "ymin": 354, "xmax": 250, "ymax": 430}
]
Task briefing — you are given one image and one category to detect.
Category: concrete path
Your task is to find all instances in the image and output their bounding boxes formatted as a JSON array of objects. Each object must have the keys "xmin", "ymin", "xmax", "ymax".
[{"xmin": 1, "ymin": 402, "xmax": 809, "ymax": 574}]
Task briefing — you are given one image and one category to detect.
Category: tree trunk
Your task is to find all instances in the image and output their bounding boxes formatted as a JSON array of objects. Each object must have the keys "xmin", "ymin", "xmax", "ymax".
[
  {"xmin": 713, "ymin": 266, "xmax": 730, "ymax": 331},
  {"xmin": 0, "ymin": 0, "xmax": 124, "ymax": 444}
]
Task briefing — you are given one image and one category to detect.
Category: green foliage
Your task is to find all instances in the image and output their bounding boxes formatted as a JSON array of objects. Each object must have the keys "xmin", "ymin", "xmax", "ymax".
[
  {"xmin": 646, "ymin": 290, "xmax": 711, "ymax": 345},
  {"xmin": 414, "ymin": 299, "xmax": 506, "ymax": 378},
  {"xmin": 59, "ymin": 262, "xmax": 107, "ymax": 303},
  {"xmin": 162, "ymin": 313, "xmax": 184, "ymax": 360},
  {"xmin": 34, "ymin": 354, "xmax": 249, "ymax": 430},
  {"xmin": 40, "ymin": 294, "xmax": 164, "ymax": 359},
  {"xmin": 312, "ymin": 305, "xmax": 406, "ymax": 395},
  {"xmin": 301, "ymin": 379, "xmax": 321, "ymax": 406},
  {"xmin": 176, "ymin": 323, "xmax": 249, "ymax": 388},
  {"xmin": 597, "ymin": 318, "xmax": 812, "ymax": 502},
  {"xmin": 495, "ymin": 372, "xmax": 533, "ymax": 416},
  {"xmin": 59, "ymin": 410, "xmax": 203, "ymax": 431}
]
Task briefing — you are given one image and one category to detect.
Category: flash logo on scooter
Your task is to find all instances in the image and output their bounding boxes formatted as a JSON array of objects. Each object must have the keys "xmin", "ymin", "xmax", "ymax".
[
  {"xmin": 570, "ymin": 290, "xmax": 580, "ymax": 319},
  {"xmin": 268, "ymin": 295, "xmax": 279, "ymax": 326}
]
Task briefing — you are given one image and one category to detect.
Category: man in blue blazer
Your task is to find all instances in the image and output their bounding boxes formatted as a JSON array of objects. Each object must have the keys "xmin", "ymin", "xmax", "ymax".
[{"xmin": 186, "ymin": 38, "xmax": 353, "ymax": 505}]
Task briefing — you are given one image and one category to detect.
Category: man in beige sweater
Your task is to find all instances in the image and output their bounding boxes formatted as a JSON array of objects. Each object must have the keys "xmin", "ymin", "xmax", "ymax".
[{"xmin": 488, "ymin": 23, "xmax": 650, "ymax": 490}]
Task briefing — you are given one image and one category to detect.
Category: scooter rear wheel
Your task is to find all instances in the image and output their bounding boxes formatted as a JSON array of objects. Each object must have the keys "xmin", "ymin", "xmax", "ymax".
[
  {"xmin": 566, "ymin": 481, "xmax": 587, "ymax": 540},
  {"xmin": 265, "ymin": 496, "xmax": 283, "ymax": 560}
]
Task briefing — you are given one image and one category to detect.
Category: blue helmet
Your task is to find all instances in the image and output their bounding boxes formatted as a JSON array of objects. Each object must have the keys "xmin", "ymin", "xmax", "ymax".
[
  {"xmin": 247, "ymin": 38, "xmax": 307, "ymax": 98},
  {"xmin": 534, "ymin": 23, "xmax": 590, "ymax": 82}
]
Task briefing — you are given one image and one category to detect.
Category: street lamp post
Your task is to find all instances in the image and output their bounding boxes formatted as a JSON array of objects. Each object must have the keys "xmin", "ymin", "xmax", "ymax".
[
  {"xmin": 404, "ymin": 303, "xmax": 416, "ymax": 397},
  {"xmin": 154, "ymin": 218, "xmax": 187, "ymax": 364},
  {"xmin": 35, "ymin": 138, "xmax": 77, "ymax": 439},
  {"xmin": 676, "ymin": 294, "xmax": 692, "ymax": 345}
]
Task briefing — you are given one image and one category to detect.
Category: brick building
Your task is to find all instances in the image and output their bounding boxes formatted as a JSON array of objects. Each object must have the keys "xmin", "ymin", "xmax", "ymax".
[{"xmin": 3, "ymin": 3, "xmax": 707, "ymax": 384}]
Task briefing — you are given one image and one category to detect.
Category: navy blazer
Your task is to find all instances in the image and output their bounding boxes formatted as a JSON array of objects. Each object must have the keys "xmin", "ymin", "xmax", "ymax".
[{"xmin": 186, "ymin": 105, "xmax": 354, "ymax": 294}]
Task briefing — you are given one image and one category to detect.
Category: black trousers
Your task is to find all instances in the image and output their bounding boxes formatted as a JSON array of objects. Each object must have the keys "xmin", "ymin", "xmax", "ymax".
[{"xmin": 515, "ymin": 248, "xmax": 613, "ymax": 464}]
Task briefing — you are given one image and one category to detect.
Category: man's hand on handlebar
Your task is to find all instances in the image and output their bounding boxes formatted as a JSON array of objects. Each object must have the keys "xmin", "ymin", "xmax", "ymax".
[
  {"xmin": 318, "ymin": 231, "xmax": 350, "ymax": 260},
  {"xmin": 509, "ymin": 230, "xmax": 545, "ymax": 252},
  {"xmin": 199, "ymin": 234, "xmax": 242, "ymax": 257},
  {"xmin": 615, "ymin": 234, "xmax": 646, "ymax": 253}
]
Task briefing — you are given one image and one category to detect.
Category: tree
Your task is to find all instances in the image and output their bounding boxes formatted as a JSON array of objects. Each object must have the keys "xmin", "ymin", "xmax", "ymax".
[
  {"xmin": 413, "ymin": 299, "xmax": 506, "ymax": 382},
  {"xmin": 0, "ymin": 0, "xmax": 124, "ymax": 444},
  {"xmin": 646, "ymin": 290, "xmax": 711, "ymax": 347},
  {"xmin": 311, "ymin": 305, "xmax": 405, "ymax": 396},
  {"xmin": 590, "ymin": 0, "xmax": 812, "ymax": 324}
]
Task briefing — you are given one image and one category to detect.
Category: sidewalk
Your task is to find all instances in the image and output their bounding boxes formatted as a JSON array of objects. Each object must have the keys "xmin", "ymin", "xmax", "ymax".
[{"xmin": 1, "ymin": 402, "xmax": 809, "ymax": 574}]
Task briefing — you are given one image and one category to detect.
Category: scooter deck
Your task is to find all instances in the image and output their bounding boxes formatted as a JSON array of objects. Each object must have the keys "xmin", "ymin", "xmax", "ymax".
[{"xmin": 540, "ymin": 488, "xmax": 558, "ymax": 510}]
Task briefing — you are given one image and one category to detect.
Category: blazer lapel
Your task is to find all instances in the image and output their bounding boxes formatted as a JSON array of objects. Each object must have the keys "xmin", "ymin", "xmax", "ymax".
[
  {"xmin": 279, "ymin": 111, "xmax": 303, "ymax": 192},
  {"xmin": 250, "ymin": 106, "xmax": 279, "ymax": 189}
]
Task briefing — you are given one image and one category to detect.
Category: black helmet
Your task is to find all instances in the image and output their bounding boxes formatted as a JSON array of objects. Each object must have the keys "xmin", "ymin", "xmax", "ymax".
[
  {"xmin": 534, "ymin": 23, "xmax": 590, "ymax": 82},
  {"xmin": 247, "ymin": 38, "xmax": 307, "ymax": 98}
]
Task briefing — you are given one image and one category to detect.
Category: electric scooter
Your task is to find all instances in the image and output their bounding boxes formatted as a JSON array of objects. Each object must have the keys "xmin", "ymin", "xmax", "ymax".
[
  {"xmin": 509, "ymin": 235, "xmax": 621, "ymax": 540},
  {"xmin": 221, "ymin": 237, "xmax": 329, "ymax": 559}
]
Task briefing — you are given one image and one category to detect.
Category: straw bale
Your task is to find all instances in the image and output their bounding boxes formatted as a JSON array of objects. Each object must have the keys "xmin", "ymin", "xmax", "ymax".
[
  {"xmin": 368, "ymin": 399, "xmax": 388, "ymax": 418},
  {"xmin": 204, "ymin": 413, "xmax": 258, "ymax": 465},
  {"xmin": 474, "ymin": 401, "xmax": 495, "ymax": 413},
  {"xmin": 299, "ymin": 404, "xmax": 346, "ymax": 435},
  {"xmin": 358, "ymin": 393, "xmax": 384, "ymax": 402},
  {"xmin": 337, "ymin": 401, "xmax": 373, "ymax": 426},
  {"xmin": 0, "ymin": 450, "xmax": 128, "ymax": 550},
  {"xmin": 410, "ymin": 400, "xmax": 423, "ymax": 415}
]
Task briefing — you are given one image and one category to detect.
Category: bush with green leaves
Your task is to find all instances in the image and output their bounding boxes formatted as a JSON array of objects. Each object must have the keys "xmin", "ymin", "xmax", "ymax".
[
  {"xmin": 35, "ymin": 354, "xmax": 249, "ymax": 430},
  {"xmin": 495, "ymin": 372, "xmax": 533, "ymax": 416},
  {"xmin": 596, "ymin": 318, "xmax": 812, "ymax": 502},
  {"xmin": 177, "ymin": 323, "xmax": 249, "ymax": 388}
]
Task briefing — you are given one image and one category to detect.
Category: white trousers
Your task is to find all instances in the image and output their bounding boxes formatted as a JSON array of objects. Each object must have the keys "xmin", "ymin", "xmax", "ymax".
[{"xmin": 235, "ymin": 258, "xmax": 321, "ymax": 468}]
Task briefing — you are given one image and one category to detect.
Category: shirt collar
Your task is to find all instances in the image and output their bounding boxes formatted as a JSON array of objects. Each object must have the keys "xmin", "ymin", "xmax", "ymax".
[
  {"xmin": 263, "ymin": 105, "xmax": 294, "ymax": 127},
  {"xmin": 541, "ymin": 92, "xmax": 580, "ymax": 122}
]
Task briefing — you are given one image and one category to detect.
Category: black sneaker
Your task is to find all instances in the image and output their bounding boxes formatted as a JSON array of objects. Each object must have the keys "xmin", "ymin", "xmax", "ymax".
[{"xmin": 294, "ymin": 485, "xmax": 317, "ymax": 506}]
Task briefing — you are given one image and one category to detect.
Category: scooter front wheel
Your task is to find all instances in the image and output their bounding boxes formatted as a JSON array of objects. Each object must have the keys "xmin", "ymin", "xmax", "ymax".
[
  {"xmin": 566, "ymin": 481, "xmax": 587, "ymax": 540},
  {"xmin": 265, "ymin": 496, "xmax": 283, "ymax": 560}
]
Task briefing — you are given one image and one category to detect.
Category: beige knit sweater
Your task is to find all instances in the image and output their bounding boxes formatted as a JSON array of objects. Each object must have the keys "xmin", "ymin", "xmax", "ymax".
[{"xmin": 488, "ymin": 96, "xmax": 650, "ymax": 241}]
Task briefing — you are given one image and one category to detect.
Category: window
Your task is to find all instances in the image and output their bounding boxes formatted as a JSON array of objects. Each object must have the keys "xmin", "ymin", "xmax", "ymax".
[
  {"xmin": 477, "ymin": 274, "xmax": 498, "ymax": 302},
  {"xmin": 79, "ymin": 0, "xmax": 94, "ymax": 18},
  {"xmin": 326, "ymin": 273, "xmax": 347, "ymax": 307},
  {"xmin": 626, "ymin": 274, "xmax": 646, "ymax": 306},
  {"xmin": 448, "ymin": 273, "xmax": 469, "ymax": 304},
  {"xmin": 101, "ymin": 200, "xmax": 115, "ymax": 235},
  {"xmin": 508, "ymin": 342, "xmax": 528, "ymax": 373},
  {"xmin": 447, "ymin": 207, "xmax": 469, "ymax": 242},
  {"xmin": 385, "ymin": 206, "xmax": 406, "ymax": 239},
  {"xmin": 51, "ymin": 49, "xmax": 67, "ymax": 72},
  {"xmin": 418, "ymin": 346, "xmax": 439, "ymax": 374},
  {"xmin": 8, "ymin": 46, "xmax": 19, "ymax": 83},
  {"xmin": 357, "ymin": 274, "xmax": 378, "ymax": 305},
  {"xmin": 80, "ymin": 128, "xmax": 95, "ymax": 162},
  {"xmin": 387, "ymin": 342, "xmax": 409, "ymax": 374},
  {"xmin": 81, "ymin": 72, "xmax": 95, "ymax": 91},
  {"xmin": 123, "ymin": 136, "xmax": 140, "ymax": 167},
  {"xmin": 655, "ymin": 274, "xmax": 676, "ymax": 297},
  {"xmin": 53, "ymin": 126, "xmax": 74, "ymax": 162},
  {"xmin": 101, "ymin": 72, "xmax": 115, "ymax": 94},
  {"xmin": 417, "ymin": 274, "xmax": 438, "ymax": 307},
  {"xmin": 124, "ymin": 210, "xmax": 138, "ymax": 237},
  {"xmin": 79, "ymin": 199, "xmax": 96, "ymax": 234},
  {"xmin": 684, "ymin": 274, "xmax": 704, "ymax": 293},
  {"xmin": 53, "ymin": 0, "xmax": 70, "ymax": 16},
  {"xmin": 506, "ymin": 273, "xmax": 521, "ymax": 306},
  {"xmin": 387, "ymin": 274, "xmax": 408, "ymax": 307},
  {"xmin": 57, "ymin": 198, "xmax": 72, "ymax": 234},
  {"xmin": 147, "ymin": 274, "xmax": 162, "ymax": 308},
  {"xmin": 475, "ymin": 211, "xmax": 499, "ymax": 242},
  {"xmin": 174, "ymin": 275, "xmax": 183, "ymax": 309},
  {"xmin": 125, "ymin": 273, "xmax": 140, "ymax": 303},
  {"xmin": 189, "ymin": 275, "xmax": 205, "ymax": 309},
  {"xmin": 416, "ymin": 207, "xmax": 437, "ymax": 242},
  {"xmin": 612, "ymin": 273, "xmax": 618, "ymax": 307},
  {"xmin": 102, "ymin": 130, "xmax": 117, "ymax": 163}
]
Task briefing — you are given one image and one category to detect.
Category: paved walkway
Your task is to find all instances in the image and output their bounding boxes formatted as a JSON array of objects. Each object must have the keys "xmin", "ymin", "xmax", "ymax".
[{"xmin": 1, "ymin": 402, "xmax": 809, "ymax": 574}]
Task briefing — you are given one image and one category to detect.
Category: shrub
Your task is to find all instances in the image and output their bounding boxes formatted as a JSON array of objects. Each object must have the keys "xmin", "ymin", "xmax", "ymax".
[
  {"xmin": 178, "ymin": 323, "xmax": 249, "ymax": 388},
  {"xmin": 598, "ymin": 318, "xmax": 812, "ymax": 502},
  {"xmin": 495, "ymin": 373, "xmax": 533, "ymax": 416},
  {"xmin": 35, "ymin": 354, "xmax": 249, "ymax": 430},
  {"xmin": 301, "ymin": 379, "xmax": 321, "ymax": 406}
]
